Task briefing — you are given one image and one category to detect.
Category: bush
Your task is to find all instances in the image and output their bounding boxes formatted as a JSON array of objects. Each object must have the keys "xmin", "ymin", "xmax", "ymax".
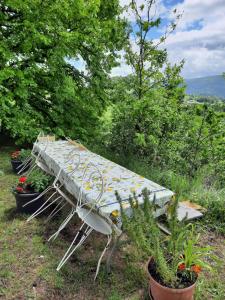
[
  {"xmin": 117, "ymin": 189, "xmax": 212, "ymax": 288},
  {"xmin": 13, "ymin": 169, "xmax": 53, "ymax": 194}
]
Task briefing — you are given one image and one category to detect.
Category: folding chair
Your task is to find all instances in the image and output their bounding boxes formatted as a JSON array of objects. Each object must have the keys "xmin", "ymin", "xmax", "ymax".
[
  {"xmin": 18, "ymin": 131, "xmax": 51, "ymax": 175},
  {"xmin": 24, "ymin": 148, "xmax": 81, "ymax": 223},
  {"xmin": 51, "ymin": 162, "xmax": 113, "ymax": 280}
]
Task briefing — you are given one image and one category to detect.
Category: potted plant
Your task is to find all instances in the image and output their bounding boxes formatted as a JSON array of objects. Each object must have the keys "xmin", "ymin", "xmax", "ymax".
[
  {"xmin": 12, "ymin": 169, "xmax": 52, "ymax": 214},
  {"xmin": 10, "ymin": 149, "xmax": 32, "ymax": 174},
  {"xmin": 117, "ymin": 189, "xmax": 212, "ymax": 300}
]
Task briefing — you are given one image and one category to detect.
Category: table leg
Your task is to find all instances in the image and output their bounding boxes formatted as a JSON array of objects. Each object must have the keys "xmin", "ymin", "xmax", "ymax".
[{"xmin": 106, "ymin": 233, "xmax": 123, "ymax": 274}]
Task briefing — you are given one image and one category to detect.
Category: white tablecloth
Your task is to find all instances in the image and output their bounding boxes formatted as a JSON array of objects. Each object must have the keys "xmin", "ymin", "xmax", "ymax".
[{"xmin": 34, "ymin": 141, "xmax": 174, "ymax": 219}]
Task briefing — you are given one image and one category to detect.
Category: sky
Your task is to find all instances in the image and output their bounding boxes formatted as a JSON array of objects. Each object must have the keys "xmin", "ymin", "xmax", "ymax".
[
  {"xmin": 111, "ymin": 0, "xmax": 225, "ymax": 79},
  {"xmin": 71, "ymin": 0, "xmax": 225, "ymax": 79}
]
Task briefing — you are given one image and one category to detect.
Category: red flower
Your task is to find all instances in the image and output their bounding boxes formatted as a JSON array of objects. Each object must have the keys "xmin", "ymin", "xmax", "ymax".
[
  {"xmin": 191, "ymin": 265, "xmax": 202, "ymax": 274},
  {"xmin": 178, "ymin": 263, "xmax": 186, "ymax": 271},
  {"xmin": 19, "ymin": 176, "xmax": 27, "ymax": 183},
  {"xmin": 11, "ymin": 150, "xmax": 20, "ymax": 158},
  {"xmin": 16, "ymin": 186, "xmax": 24, "ymax": 193}
]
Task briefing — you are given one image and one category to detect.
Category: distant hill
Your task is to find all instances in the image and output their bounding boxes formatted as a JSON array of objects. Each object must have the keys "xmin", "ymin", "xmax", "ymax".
[{"xmin": 185, "ymin": 75, "xmax": 225, "ymax": 98}]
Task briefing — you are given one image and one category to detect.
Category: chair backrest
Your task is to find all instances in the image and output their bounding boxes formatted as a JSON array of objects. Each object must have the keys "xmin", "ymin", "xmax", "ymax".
[
  {"xmin": 25, "ymin": 132, "xmax": 51, "ymax": 176},
  {"xmin": 76, "ymin": 162, "xmax": 104, "ymax": 211},
  {"xmin": 66, "ymin": 137, "xmax": 87, "ymax": 151},
  {"xmin": 31, "ymin": 131, "xmax": 50, "ymax": 157},
  {"xmin": 54, "ymin": 148, "xmax": 81, "ymax": 185},
  {"xmin": 65, "ymin": 149, "xmax": 81, "ymax": 173}
]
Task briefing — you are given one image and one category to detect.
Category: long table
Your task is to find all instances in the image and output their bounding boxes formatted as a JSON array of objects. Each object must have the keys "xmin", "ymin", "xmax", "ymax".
[{"xmin": 34, "ymin": 140, "xmax": 174, "ymax": 225}]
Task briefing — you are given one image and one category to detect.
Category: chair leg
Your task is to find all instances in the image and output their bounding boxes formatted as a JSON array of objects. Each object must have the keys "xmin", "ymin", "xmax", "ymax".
[
  {"xmin": 27, "ymin": 195, "xmax": 61, "ymax": 222},
  {"xmin": 23, "ymin": 162, "xmax": 37, "ymax": 176},
  {"xmin": 23, "ymin": 186, "xmax": 55, "ymax": 207},
  {"xmin": 48, "ymin": 208, "xmax": 76, "ymax": 241},
  {"xmin": 106, "ymin": 233, "xmax": 123, "ymax": 274},
  {"xmin": 17, "ymin": 157, "xmax": 33, "ymax": 174},
  {"xmin": 45, "ymin": 200, "xmax": 67, "ymax": 224},
  {"xmin": 56, "ymin": 223, "xmax": 93, "ymax": 271},
  {"xmin": 94, "ymin": 234, "xmax": 112, "ymax": 280},
  {"xmin": 18, "ymin": 155, "xmax": 31, "ymax": 167}
]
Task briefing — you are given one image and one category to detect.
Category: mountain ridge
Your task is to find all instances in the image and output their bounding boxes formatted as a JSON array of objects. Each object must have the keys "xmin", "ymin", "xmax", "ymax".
[{"xmin": 185, "ymin": 75, "xmax": 225, "ymax": 98}]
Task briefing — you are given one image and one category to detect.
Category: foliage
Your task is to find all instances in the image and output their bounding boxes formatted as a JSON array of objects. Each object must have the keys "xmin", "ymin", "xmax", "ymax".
[
  {"xmin": 108, "ymin": 87, "xmax": 225, "ymax": 181},
  {"xmin": 13, "ymin": 169, "xmax": 52, "ymax": 193},
  {"xmin": 110, "ymin": 87, "xmax": 184, "ymax": 159},
  {"xmin": 195, "ymin": 187, "xmax": 225, "ymax": 234},
  {"xmin": 0, "ymin": 0, "xmax": 126, "ymax": 144},
  {"xmin": 124, "ymin": 0, "xmax": 182, "ymax": 100},
  {"xmin": 11, "ymin": 148, "xmax": 31, "ymax": 161},
  {"xmin": 185, "ymin": 94, "xmax": 225, "ymax": 105},
  {"xmin": 94, "ymin": 1, "xmax": 225, "ymax": 185},
  {"xmin": 117, "ymin": 189, "xmax": 213, "ymax": 288}
]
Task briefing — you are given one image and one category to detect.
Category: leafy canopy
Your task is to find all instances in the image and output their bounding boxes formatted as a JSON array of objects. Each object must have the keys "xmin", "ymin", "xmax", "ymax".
[{"xmin": 0, "ymin": 0, "xmax": 126, "ymax": 143}]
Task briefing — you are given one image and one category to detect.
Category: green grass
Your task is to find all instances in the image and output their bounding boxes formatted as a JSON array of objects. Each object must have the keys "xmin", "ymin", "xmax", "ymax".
[
  {"xmin": 0, "ymin": 146, "xmax": 225, "ymax": 299},
  {"xmin": 0, "ymin": 146, "xmax": 147, "ymax": 299}
]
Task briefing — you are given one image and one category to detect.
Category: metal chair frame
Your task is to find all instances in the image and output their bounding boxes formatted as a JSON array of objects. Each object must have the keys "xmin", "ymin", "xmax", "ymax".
[
  {"xmin": 24, "ymin": 148, "xmax": 81, "ymax": 223},
  {"xmin": 17, "ymin": 131, "xmax": 48, "ymax": 175},
  {"xmin": 52, "ymin": 162, "xmax": 113, "ymax": 280}
]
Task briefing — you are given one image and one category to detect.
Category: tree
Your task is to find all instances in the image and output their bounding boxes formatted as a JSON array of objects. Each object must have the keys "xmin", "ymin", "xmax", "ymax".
[
  {"xmin": 0, "ymin": 0, "xmax": 126, "ymax": 143},
  {"xmin": 108, "ymin": 1, "xmax": 186, "ymax": 163},
  {"xmin": 124, "ymin": 0, "xmax": 182, "ymax": 100}
]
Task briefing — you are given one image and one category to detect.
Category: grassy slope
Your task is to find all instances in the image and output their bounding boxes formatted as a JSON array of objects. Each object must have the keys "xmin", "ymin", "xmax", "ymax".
[
  {"xmin": 0, "ymin": 147, "xmax": 147, "ymax": 300},
  {"xmin": 0, "ymin": 146, "xmax": 225, "ymax": 299}
]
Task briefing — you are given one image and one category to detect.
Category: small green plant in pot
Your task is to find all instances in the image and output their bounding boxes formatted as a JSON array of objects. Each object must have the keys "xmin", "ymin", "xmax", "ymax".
[
  {"xmin": 10, "ymin": 149, "xmax": 32, "ymax": 174},
  {"xmin": 116, "ymin": 189, "xmax": 213, "ymax": 300},
  {"xmin": 13, "ymin": 169, "xmax": 52, "ymax": 214}
]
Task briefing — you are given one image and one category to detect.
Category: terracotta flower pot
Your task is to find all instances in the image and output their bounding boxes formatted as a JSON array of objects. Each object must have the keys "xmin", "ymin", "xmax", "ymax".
[{"xmin": 147, "ymin": 258, "xmax": 196, "ymax": 300}]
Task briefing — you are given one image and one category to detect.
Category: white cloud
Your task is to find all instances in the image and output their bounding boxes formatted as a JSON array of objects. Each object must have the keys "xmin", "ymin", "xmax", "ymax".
[
  {"xmin": 164, "ymin": 0, "xmax": 225, "ymax": 78},
  {"xmin": 70, "ymin": 1, "xmax": 225, "ymax": 79},
  {"xmin": 170, "ymin": 0, "xmax": 225, "ymax": 30},
  {"xmin": 111, "ymin": 0, "xmax": 168, "ymax": 76},
  {"xmin": 111, "ymin": 50, "xmax": 133, "ymax": 76},
  {"xmin": 116, "ymin": 0, "xmax": 225, "ymax": 78},
  {"xmin": 111, "ymin": 63, "xmax": 133, "ymax": 77}
]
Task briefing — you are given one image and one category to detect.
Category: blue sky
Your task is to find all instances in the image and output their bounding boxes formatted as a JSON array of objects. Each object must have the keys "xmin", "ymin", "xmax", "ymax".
[
  {"xmin": 112, "ymin": 0, "xmax": 225, "ymax": 79},
  {"xmin": 71, "ymin": 0, "xmax": 225, "ymax": 79}
]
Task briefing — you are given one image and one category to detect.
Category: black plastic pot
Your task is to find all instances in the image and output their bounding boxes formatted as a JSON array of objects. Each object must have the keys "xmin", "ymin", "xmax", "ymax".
[
  {"xmin": 11, "ymin": 159, "xmax": 23, "ymax": 174},
  {"xmin": 11, "ymin": 159, "xmax": 32, "ymax": 174},
  {"xmin": 15, "ymin": 192, "xmax": 46, "ymax": 214}
]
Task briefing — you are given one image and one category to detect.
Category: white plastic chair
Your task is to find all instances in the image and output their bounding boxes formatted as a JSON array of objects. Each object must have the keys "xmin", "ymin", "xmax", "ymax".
[
  {"xmin": 24, "ymin": 149, "xmax": 81, "ymax": 222},
  {"xmin": 51, "ymin": 162, "xmax": 113, "ymax": 280}
]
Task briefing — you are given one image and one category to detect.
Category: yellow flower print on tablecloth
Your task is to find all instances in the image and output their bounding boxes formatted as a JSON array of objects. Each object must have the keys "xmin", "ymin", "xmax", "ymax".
[
  {"xmin": 67, "ymin": 165, "xmax": 74, "ymax": 172},
  {"xmin": 130, "ymin": 187, "xmax": 136, "ymax": 193},
  {"xmin": 84, "ymin": 182, "xmax": 92, "ymax": 191}
]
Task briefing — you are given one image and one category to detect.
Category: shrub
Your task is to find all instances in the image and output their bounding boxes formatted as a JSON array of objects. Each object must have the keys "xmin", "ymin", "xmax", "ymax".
[
  {"xmin": 117, "ymin": 189, "xmax": 213, "ymax": 288},
  {"xmin": 13, "ymin": 169, "xmax": 52, "ymax": 193}
]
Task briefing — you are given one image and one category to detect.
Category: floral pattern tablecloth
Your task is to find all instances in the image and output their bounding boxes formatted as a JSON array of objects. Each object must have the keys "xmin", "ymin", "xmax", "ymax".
[{"xmin": 34, "ymin": 141, "xmax": 174, "ymax": 218}]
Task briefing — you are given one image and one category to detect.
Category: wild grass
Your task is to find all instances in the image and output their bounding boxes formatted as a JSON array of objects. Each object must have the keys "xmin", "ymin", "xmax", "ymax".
[
  {"xmin": 90, "ymin": 146, "xmax": 225, "ymax": 235},
  {"xmin": 0, "ymin": 146, "xmax": 147, "ymax": 299},
  {"xmin": 0, "ymin": 146, "xmax": 224, "ymax": 299}
]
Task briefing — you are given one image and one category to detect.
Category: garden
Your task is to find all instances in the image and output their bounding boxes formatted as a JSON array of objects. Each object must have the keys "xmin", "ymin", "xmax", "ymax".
[
  {"xmin": 1, "ymin": 0, "xmax": 225, "ymax": 299},
  {"xmin": 0, "ymin": 136, "xmax": 225, "ymax": 299}
]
